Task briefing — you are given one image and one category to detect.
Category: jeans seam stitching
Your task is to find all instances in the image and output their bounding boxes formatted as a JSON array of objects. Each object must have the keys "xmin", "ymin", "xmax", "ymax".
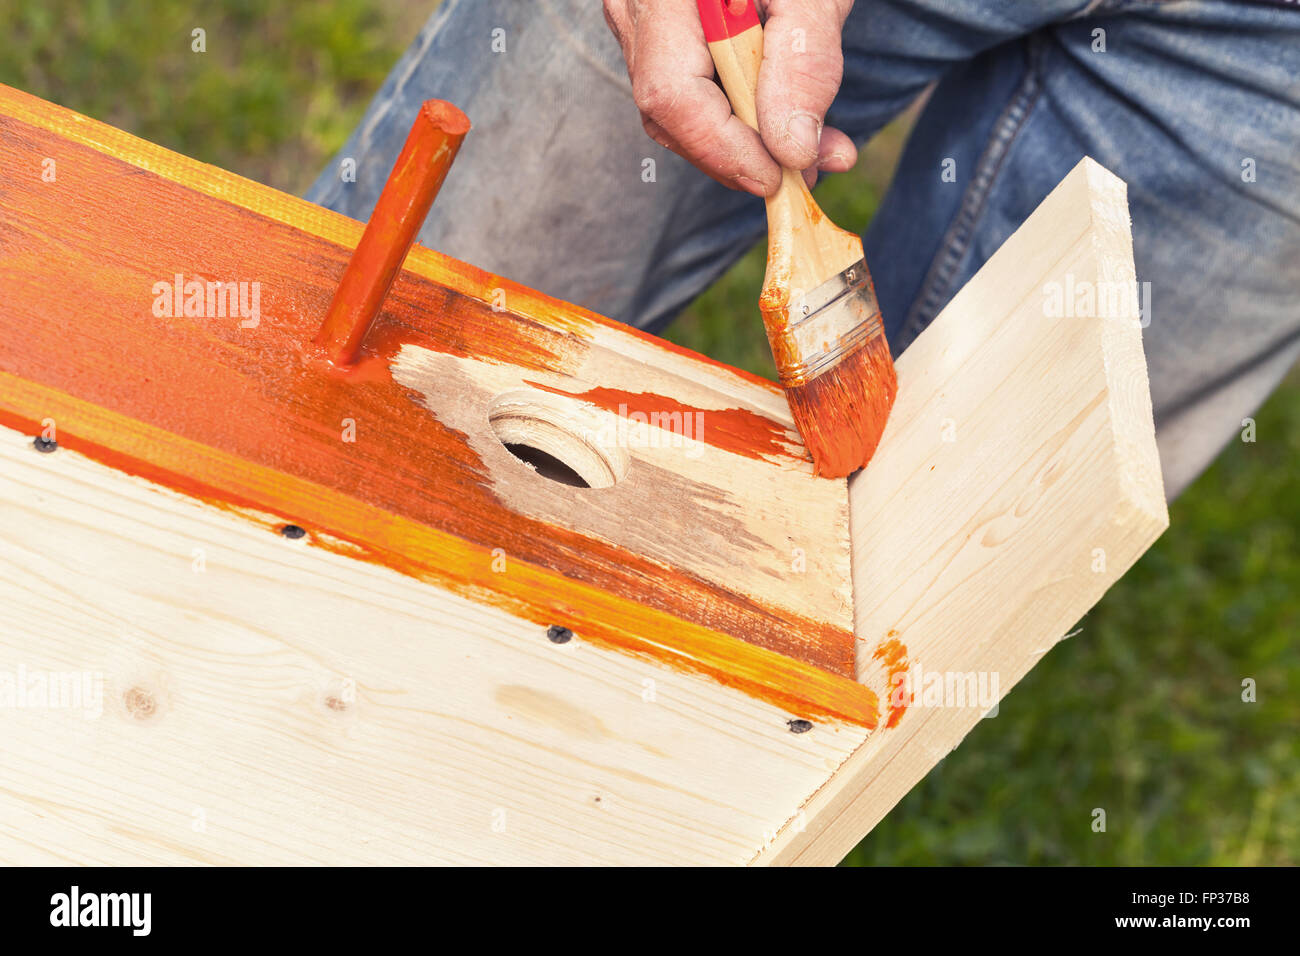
[{"xmin": 900, "ymin": 37, "xmax": 1047, "ymax": 345}]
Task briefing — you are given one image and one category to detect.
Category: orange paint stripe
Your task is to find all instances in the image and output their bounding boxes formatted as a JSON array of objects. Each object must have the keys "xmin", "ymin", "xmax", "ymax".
[
  {"xmin": 0, "ymin": 375, "xmax": 877, "ymax": 728},
  {"xmin": 525, "ymin": 381, "xmax": 804, "ymax": 463}
]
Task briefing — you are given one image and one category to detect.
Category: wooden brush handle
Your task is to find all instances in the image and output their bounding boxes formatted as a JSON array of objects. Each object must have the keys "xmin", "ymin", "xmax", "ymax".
[
  {"xmin": 698, "ymin": 0, "xmax": 863, "ymax": 313},
  {"xmin": 698, "ymin": 0, "xmax": 764, "ymax": 126}
]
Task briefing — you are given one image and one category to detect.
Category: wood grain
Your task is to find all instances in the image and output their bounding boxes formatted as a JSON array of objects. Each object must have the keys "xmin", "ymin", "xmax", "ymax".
[{"xmin": 0, "ymin": 425, "xmax": 870, "ymax": 865}]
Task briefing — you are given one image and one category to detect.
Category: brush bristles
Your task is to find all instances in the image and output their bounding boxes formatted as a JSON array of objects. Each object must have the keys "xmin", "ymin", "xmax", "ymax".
[{"xmin": 784, "ymin": 336, "xmax": 897, "ymax": 478}]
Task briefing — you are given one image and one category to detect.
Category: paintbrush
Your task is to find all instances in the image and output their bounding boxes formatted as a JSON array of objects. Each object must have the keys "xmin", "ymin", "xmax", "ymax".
[{"xmin": 697, "ymin": 0, "xmax": 896, "ymax": 478}]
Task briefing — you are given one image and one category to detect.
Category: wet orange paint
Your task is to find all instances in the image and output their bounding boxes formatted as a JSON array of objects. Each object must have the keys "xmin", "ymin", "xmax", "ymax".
[
  {"xmin": 0, "ymin": 89, "xmax": 867, "ymax": 718},
  {"xmin": 524, "ymin": 381, "xmax": 804, "ymax": 463},
  {"xmin": 872, "ymin": 635, "xmax": 910, "ymax": 729},
  {"xmin": 631, "ymin": 329, "xmax": 782, "ymax": 395}
]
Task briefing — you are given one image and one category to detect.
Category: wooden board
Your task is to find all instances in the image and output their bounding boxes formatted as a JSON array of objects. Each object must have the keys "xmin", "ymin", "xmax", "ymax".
[
  {"xmin": 757, "ymin": 158, "xmax": 1167, "ymax": 864},
  {"xmin": 0, "ymin": 83, "xmax": 870, "ymax": 724}
]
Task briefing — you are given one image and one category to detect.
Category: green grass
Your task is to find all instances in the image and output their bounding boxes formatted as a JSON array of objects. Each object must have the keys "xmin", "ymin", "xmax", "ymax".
[
  {"xmin": 0, "ymin": 0, "xmax": 424, "ymax": 194},
  {"xmin": 5, "ymin": 0, "xmax": 1295, "ymax": 866},
  {"xmin": 841, "ymin": 372, "xmax": 1300, "ymax": 864}
]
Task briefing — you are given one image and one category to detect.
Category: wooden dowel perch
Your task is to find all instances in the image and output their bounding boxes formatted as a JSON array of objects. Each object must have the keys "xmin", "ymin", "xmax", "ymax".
[{"xmin": 314, "ymin": 100, "xmax": 470, "ymax": 367}]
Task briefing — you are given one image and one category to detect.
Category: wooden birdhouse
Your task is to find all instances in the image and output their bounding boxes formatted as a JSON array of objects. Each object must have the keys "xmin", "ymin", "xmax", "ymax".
[{"xmin": 0, "ymin": 86, "xmax": 1165, "ymax": 865}]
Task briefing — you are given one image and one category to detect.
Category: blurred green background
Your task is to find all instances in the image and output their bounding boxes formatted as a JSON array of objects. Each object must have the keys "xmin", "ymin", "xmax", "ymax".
[{"xmin": 3, "ymin": 0, "xmax": 1294, "ymax": 865}]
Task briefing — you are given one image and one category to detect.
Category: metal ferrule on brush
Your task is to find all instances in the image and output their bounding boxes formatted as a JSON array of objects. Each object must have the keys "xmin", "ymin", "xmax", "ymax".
[{"xmin": 780, "ymin": 264, "xmax": 885, "ymax": 386}]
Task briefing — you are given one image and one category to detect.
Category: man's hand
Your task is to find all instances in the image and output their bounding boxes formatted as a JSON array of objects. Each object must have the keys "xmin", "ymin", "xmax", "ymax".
[{"xmin": 603, "ymin": 0, "xmax": 857, "ymax": 196}]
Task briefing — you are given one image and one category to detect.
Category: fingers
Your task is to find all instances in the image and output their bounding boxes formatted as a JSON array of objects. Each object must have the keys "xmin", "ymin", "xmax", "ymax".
[
  {"xmin": 608, "ymin": 0, "xmax": 782, "ymax": 195},
  {"xmin": 817, "ymin": 124, "xmax": 857, "ymax": 173},
  {"xmin": 756, "ymin": 0, "xmax": 854, "ymax": 170},
  {"xmin": 604, "ymin": 0, "xmax": 855, "ymax": 193},
  {"xmin": 801, "ymin": 124, "xmax": 857, "ymax": 188}
]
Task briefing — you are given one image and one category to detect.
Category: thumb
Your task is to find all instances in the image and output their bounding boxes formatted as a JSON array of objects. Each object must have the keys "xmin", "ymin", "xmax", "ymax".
[{"xmin": 756, "ymin": 0, "xmax": 853, "ymax": 170}]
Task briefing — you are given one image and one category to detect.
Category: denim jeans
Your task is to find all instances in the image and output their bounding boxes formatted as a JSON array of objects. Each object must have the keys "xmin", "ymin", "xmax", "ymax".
[{"xmin": 306, "ymin": 0, "xmax": 1300, "ymax": 499}]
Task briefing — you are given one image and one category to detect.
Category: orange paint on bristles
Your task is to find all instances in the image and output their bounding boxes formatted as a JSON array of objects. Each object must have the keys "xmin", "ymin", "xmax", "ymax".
[
  {"xmin": 314, "ymin": 100, "xmax": 470, "ymax": 367},
  {"xmin": 784, "ymin": 336, "xmax": 898, "ymax": 478},
  {"xmin": 696, "ymin": 0, "xmax": 897, "ymax": 481}
]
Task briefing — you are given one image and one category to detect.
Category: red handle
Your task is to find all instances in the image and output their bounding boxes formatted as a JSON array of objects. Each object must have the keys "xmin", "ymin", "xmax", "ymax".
[{"xmin": 697, "ymin": 0, "xmax": 760, "ymax": 43}]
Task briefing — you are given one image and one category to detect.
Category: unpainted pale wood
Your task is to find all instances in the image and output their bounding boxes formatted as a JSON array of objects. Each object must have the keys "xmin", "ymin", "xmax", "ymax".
[
  {"xmin": 0, "ymin": 425, "xmax": 869, "ymax": 865},
  {"xmin": 755, "ymin": 158, "xmax": 1167, "ymax": 865}
]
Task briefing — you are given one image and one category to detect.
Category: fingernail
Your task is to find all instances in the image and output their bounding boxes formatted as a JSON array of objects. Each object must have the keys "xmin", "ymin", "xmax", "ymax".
[
  {"xmin": 736, "ymin": 175, "xmax": 771, "ymax": 196},
  {"xmin": 786, "ymin": 112, "xmax": 821, "ymax": 162},
  {"xmin": 820, "ymin": 149, "xmax": 852, "ymax": 169}
]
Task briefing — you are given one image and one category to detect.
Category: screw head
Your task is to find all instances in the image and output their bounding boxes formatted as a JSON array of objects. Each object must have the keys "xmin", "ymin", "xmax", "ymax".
[
  {"xmin": 546, "ymin": 625, "xmax": 573, "ymax": 644},
  {"xmin": 787, "ymin": 718, "xmax": 813, "ymax": 734}
]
